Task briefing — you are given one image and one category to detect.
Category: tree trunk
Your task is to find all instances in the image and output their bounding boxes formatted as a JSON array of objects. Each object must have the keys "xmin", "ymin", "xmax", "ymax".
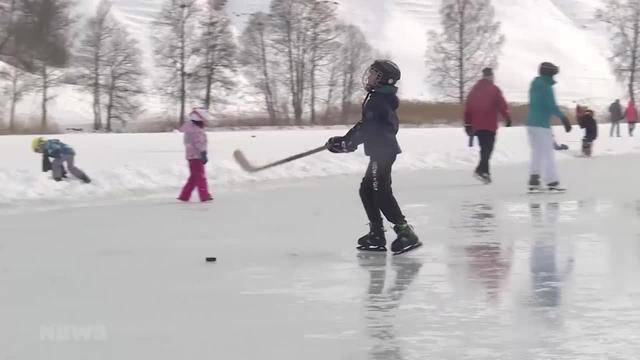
[
  {"xmin": 41, "ymin": 65, "xmax": 48, "ymax": 130},
  {"xmin": 106, "ymin": 85, "xmax": 114, "ymax": 132},
  {"xmin": 93, "ymin": 49, "xmax": 102, "ymax": 131},
  {"xmin": 258, "ymin": 29, "xmax": 276, "ymax": 122},
  {"xmin": 457, "ymin": 2, "xmax": 465, "ymax": 104},
  {"xmin": 179, "ymin": 7, "xmax": 187, "ymax": 125},
  {"xmin": 10, "ymin": 68, "xmax": 18, "ymax": 132}
]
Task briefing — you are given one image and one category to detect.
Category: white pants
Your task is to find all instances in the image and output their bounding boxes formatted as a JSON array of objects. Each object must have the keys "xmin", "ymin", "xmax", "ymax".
[{"xmin": 527, "ymin": 127, "xmax": 559, "ymax": 184}]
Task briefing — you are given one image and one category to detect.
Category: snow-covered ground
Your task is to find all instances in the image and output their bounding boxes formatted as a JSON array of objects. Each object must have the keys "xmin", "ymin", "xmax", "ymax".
[
  {"xmin": 2, "ymin": 142, "xmax": 640, "ymax": 359},
  {"xmin": 2, "ymin": 124, "xmax": 640, "ymax": 211}
]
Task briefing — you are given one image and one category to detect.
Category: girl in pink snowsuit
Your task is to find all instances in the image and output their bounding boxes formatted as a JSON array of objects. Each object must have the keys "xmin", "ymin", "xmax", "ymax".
[{"xmin": 178, "ymin": 107, "xmax": 212, "ymax": 202}]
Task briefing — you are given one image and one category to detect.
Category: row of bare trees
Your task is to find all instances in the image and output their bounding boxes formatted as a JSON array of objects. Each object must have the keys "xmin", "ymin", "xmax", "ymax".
[
  {"xmin": 0, "ymin": 0, "xmax": 143, "ymax": 132},
  {"xmin": 238, "ymin": 0, "xmax": 373, "ymax": 125}
]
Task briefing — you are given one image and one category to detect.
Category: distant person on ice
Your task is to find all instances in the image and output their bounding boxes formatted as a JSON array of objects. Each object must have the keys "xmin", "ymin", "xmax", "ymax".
[
  {"xmin": 625, "ymin": 99, "xmax": 637, "ymax": 137},
  {"xmin": 32, "ymin": 137, "xmax": 91, "ymax": 183},
  {"xmin": 608, "ymin": 99, "xmax": 623, "ymax": 137},
  {"xmin": 526, "ymin": 62, "xmax": 572, "ymax": 193},
  {"xmin": 178, "ymin": 106, "xmax": 213, "ymax": 202},
  {"xmin": 463, "ymin": 67, "xmax": 512, "ymax": 184},
  {"xmin": 577, "ymin": 108, "xmax": 598, "ymax": 157},
  {"xmin": 325, "ymin": 60, "xmax": 422, "ymax": 255}
]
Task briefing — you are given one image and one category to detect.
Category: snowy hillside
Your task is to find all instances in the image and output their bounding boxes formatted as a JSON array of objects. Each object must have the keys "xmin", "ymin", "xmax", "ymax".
[{"xmin": 1, "ymin": 0, "xmax": 624, "ymax": 126}]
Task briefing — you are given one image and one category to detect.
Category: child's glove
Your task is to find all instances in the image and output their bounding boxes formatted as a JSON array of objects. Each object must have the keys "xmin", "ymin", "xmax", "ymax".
[
  {"xmin": 464, "ymin": 125, "xmax": 474, "ymax": 136},
  {"xmin": 326, "ymin": 136, "xmax": 356, "ymax": 153},
  {"xmin": 201, "ymin": 151, "xmax": 208, "ymax": 164}
]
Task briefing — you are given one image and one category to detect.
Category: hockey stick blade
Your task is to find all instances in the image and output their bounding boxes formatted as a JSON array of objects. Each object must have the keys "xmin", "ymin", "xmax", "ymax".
[
  {"xmin": 233, "ymin": 149, "xmax": 259, "ymax": 172},
  {"xmin": 233, "ymin": 145, "xmax": 329, "ymax": 173}
]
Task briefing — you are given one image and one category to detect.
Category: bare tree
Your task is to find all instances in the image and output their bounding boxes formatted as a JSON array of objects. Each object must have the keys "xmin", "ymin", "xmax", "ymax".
[
  {"xmin": 2, "ymin": 67, "xmax": 34, "ymax": 131},
  {"xmin": 306, "ymin": 0, "xmax": 339, "ymax": 124},
  {"xmin": 103, "ymin": 25, "xmax": 144, "ymax": 131},
  {"xmin": 597, "ymin": 0, "xmax": 640, "ymax": 102},
  {"xmin": 76, "ymin": 0, "xmax": 114, "ymax": 131},
  {"xmin": 18, "ymin": 0, "xmax": 74, "ymax": 128},
  {"xmin": 152, "ymin": 0, "xmax": 197, "ymax": 125},
  {"xmin": 0, "ymin": 0, "xmax": 11, "ymax": 54},
  {"xmin": 239, "ymin": 12, "xmax": 279, "ymax": 122},
  {"xmin": 191, "ymin": 0, "xmax": 236, "ymax": 109},
  {"xmin": 337, "ymin": 24, "xmax": 372, "ymax": 121},
  {"xmin": 269, "ymin": 0, "xmax": 313, "ymax": 124},
  {"xmin": 426, "ymin": 0, "xmax": 504, "ymax": 103}
]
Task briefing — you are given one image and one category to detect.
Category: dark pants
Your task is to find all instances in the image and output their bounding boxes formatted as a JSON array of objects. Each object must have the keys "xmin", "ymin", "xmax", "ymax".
[
  {"xmin": 629, "ymin": 123, "xmax": 636, "ymax": 137},
  {"xmin": 475, "ymin": 130, "xmax": 496, "ymax": 175},
  {"xmin": 360, "ymin": 155, "xmax": 406, "ymax": 226},
  {"xmin": 610, "ymin": 121, "xmax": 620, "ymax": 137}
]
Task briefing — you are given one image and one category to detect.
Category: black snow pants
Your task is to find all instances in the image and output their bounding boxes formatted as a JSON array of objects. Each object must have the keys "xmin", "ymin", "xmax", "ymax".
[{"xmin": 360, "ymin": 155, "xmax": 406, "ymax": 226}]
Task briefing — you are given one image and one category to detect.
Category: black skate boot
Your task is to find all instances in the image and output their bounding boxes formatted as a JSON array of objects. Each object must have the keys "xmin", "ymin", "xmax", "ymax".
[
  {"xmin": 547, "ymin": 181, "xmax": 566, "ymax": 193},
  {"xmin": 474, "ymin": 171, "xmax": 492, "ymax": 184},
  {"xmin": 357, "ymin": 223, "xmax": 387, "ymax": 252},
  {"xmin": 391, "ymin": 223, "xmax": 422, "ymax": 255},
  {"xmin": 528, "ymin": 174, "xmax": 542, "ymax": 193}
]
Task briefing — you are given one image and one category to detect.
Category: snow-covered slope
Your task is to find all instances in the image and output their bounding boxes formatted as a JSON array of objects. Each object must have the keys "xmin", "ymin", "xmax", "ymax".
[{"xmin": 1, "ymin": 0, "xmax": 624, "ymax": 126}]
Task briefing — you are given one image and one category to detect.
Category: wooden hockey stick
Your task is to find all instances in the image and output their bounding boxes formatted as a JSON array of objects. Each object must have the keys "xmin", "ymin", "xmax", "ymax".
[{"xmin": 233, "ymin": 145, "xmax": 329, "ymax": 173}]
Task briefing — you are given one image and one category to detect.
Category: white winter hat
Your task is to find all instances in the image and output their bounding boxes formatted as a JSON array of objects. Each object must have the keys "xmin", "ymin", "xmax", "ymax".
[{"xmin": 189, "ymin": 106, "xmax": 210, "ymax": 123}]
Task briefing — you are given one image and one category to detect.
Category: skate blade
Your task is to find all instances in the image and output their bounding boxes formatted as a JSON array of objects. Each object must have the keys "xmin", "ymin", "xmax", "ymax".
[
  {"xmin": 473, "ymin": 173, "xmax": 491, "ymax": 185},
  {"xmin": 357, "ymin": 245, "xmax": 387, "ymax": 252},
  {"xmin": 392, "ymin": 242, "xmax": 423, "ymax": 256}
]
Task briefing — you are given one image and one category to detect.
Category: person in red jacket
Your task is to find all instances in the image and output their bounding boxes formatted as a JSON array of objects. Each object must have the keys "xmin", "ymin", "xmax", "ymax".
[
  {"xmin": 625, "ymin": 99, "xmax": 637, "ymax": 137},
  {"xmin": 464, "ymin": 67, "xmax": 512, "ymax": 184}
]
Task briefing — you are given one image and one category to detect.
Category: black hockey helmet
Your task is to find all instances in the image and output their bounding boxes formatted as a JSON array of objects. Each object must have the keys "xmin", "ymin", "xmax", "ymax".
[
  {"xmin": 363, "ymin": 60, "xmax": 401, "ymax": 91},
  {"xmin": 539, "ymin": 62, "xmax": 559, "ymax": 77}
]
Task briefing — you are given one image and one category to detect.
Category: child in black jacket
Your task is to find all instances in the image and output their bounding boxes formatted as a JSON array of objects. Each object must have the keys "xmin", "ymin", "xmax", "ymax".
[
  {"xmin": 325, "ymin": 60, "xmax": 422, "ymax": 255},
  {"xmin": 578, "ymin": 109, "xmax": 598, "ymax": 157}
]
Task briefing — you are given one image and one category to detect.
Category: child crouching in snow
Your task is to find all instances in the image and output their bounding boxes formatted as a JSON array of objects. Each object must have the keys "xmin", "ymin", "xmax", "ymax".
[
  {"xmin": 178, "ymin": 107, "xmax": 212, "ymax": 202},
  {"xmin": 32, "ymin": 137, "xmax": 91, "ymax": 183},
  {"xmin": 578, "ymin": 109, "xmax": 598, "ymax": 157}
]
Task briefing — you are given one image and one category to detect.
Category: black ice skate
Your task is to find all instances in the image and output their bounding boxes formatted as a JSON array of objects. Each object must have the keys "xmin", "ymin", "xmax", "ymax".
[
  {"xmin": 547, "ymin": 181, "xmax": 566, "ymax": 193},
  {"xmin": 357, "ymin": 223, "xmax": 387, "ymax": 252},
  {"xmin": 527, "ymin": 174, "xmax": 543, "ymax": 194},
  {"xmin": 474, "ymin": 171, "xmax": 492, "ymax": 184},
  {"xmin": 391, "ymin": 223, "xmax": 422, "ymax": 255}
]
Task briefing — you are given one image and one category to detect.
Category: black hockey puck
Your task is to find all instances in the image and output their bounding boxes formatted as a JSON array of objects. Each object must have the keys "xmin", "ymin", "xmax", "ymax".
[{"xmin": 205, "ymin": 257, "xmax": 217, "ymax": 262}]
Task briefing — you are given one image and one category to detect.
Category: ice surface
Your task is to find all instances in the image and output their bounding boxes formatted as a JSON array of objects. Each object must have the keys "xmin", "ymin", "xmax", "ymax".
[{"xmin": 1, "ymin": 151, "xmax": 640, "ymax": 359}]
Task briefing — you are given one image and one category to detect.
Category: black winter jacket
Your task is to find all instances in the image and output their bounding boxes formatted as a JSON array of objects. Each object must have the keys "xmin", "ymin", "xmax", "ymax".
[{"xmin": 343, "ymin": 87, "xmax": 402, "ymax": 159}]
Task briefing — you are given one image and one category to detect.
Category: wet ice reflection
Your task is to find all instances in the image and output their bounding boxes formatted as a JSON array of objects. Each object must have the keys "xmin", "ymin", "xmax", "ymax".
[{"xmin": 352, "ymin": 198, "xmax": 640, "ymax": 358}]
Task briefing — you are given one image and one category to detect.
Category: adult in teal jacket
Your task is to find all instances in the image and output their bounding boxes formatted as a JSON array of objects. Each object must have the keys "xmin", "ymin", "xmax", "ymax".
[{"xmin": 526, "ymin": 62, "xmax": 572, "ymax": 193}]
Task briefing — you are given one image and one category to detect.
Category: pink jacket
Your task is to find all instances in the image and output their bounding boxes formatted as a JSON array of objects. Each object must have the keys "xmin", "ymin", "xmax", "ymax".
[
  {"xmin": 181, "ymin": 121, "xmax": 208, "ymax": 160},
  {"xmin": 625, "ymin": 100, "xmax": 637, "ymax": 123}
]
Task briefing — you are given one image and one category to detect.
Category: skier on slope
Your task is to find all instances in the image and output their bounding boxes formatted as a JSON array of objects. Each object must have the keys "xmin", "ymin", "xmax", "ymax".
[
  {"xmin": 178, "ymin": 106, "xmax": 213, "ymax": 202},
  {"xmin": 325, "ymin": 60, "xmax": 422, "ymax": 255},
  {"xmin": 32, "ymin": 137, "xmax": 91, "ymax": 183},
  {"xmin": 463, "ymin": 67, "xmax": 512, "ymax": 184},
  {"xmin": 526, "ymin": 62, "xmax": 572, "ymax": 193}
]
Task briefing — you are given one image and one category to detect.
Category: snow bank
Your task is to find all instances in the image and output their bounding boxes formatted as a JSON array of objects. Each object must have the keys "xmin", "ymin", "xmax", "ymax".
[{"xmin": 1, "ymin": 125, "xmax": 640, "ymax": 206}]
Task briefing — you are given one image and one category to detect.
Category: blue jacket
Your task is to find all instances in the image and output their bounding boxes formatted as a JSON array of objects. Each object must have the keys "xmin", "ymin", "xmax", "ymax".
[
  {"xmin": 344, "ymin": 86, "xmax": 402, "ymax": 159},
  {"xmin": 526, "ymin": 76, "xmax": 564, "ymax": 128},
  {"xmin": 43, "ymin": 139, "xmax": 75, "ymax": 158}
]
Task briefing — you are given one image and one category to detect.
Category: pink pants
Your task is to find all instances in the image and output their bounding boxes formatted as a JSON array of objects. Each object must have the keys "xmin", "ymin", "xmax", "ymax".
[{"xmin": 178, "ymin": 159, "xmax": 211, "ymax": 201}]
